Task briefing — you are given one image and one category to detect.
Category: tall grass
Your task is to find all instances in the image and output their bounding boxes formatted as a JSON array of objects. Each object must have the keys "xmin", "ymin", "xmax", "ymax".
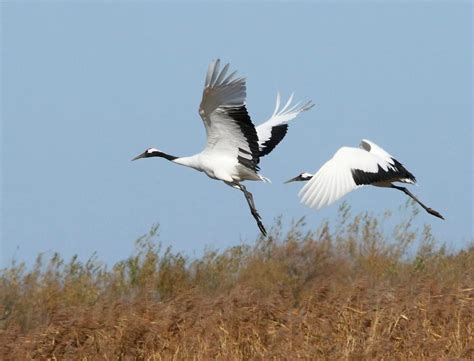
[{"xmin": 1, "ymin": 203, "xmax": 472, "ymax": 360}]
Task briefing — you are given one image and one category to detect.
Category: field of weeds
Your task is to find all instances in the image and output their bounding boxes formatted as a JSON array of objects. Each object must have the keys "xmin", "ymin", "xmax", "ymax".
[{"xmin": 1, "ymin": 203, "xmax": 472, "ymax": 360}]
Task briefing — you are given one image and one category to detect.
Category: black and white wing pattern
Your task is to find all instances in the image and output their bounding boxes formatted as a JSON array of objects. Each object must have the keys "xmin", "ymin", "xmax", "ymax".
[
  {"xmin": 299, "ymin": 140, "xmax": 416, "ymax": 210},
  {"xmin": 358, "ymin": 139, "xmax": 416, "ymax": 185},
  {"xmin": 256, "ymin": 93, "xmax": 314, "ymax": 158},
  {"xmin": 199, "ymin": 59, "xmax": 260, "ymax": 172}
]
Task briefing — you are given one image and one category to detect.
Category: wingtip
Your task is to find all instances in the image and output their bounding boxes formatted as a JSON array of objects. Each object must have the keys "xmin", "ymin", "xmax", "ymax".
[
  {"xmin": 294, "ymin": 100, "xmax": 314, "ymax": 115},
  {"xmin": 302, "ymin": 100, "xmax": 316, "ymax": 112}
]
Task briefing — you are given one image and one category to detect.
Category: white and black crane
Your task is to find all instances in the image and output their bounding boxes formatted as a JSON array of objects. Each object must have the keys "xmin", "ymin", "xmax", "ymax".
[
  {"xmin": 285, "ymin": 139, "xmax": 444, "ymax": 219},
  {"xmin": 133, "ymin": 59, "xmax": 313, "ymax": 236}
]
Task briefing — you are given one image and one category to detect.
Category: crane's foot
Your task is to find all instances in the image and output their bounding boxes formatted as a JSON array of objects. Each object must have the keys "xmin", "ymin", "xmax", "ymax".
[
  {"xmin": 427, "ymin": 208, "xmax": 444, "ymax": 220},
  {"xmin": 257, "ymin": 221, "xmax": 267, "ymax": 237}
]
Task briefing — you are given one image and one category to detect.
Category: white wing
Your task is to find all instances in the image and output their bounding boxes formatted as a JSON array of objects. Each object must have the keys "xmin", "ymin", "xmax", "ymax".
[
  {"xmin": 199, "ymin": 59, "xmax": 260, "ymax": 171},
  {"xmin": 299, "ymin": 147, "xmax": 395, "ymax": 210},
  {"xmin": 256, "ymin": 93, "xmax": 314, "ymax": 157}
]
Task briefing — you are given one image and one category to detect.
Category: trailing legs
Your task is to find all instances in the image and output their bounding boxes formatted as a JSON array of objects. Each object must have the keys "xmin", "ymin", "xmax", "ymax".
[
  {"xmin": 235, "ymin": 183, "xmax": 267, "ymax": 236},
  {"xmin": 391, "ymin": 184, "xmax": 444, "ymax": 219}
]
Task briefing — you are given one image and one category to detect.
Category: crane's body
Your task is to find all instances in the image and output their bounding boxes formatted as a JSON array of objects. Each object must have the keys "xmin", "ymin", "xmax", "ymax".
[
  {"xmin": 286, "ymin": 139, "xmax": 444, "ymax": 219},
  {"xmin": 133, "ymin": 59, "xmax": 313, "ymax": 235},
  {"xmin": 171, "ymin": 153, "xmax": 266, "ymax": 183}
]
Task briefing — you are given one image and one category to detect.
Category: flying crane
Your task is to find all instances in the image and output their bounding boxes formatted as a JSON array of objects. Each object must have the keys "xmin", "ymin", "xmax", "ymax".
[
  {"xmin": 133, "ymin": 59, "xmax": 313, "ymax": 235},
  {"xmin": 285, "ymin": 139, "xmax": 444, "ymax": 219}
]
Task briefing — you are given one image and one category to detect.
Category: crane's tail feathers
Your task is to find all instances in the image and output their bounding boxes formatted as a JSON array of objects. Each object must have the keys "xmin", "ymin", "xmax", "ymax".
[{"xmin": 259, "ymin": 175, "xmax": 271, "ymax": 183}]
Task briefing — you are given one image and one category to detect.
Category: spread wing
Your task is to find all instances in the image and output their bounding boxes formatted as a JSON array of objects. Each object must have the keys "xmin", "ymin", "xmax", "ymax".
[
  {"xmin": 256, "ymin": 93, "xmax": 314, "ymax": 157},
  {"xmin": 299, "ymin": 140, "xmax": 417, "ymax": 210},
  {"xmin": 299, "ymin": 147, "xmax": 382, "ymax": 209},
  {"xmin": 199, "ymin": 59, "xmax": 260, "ymax": 172}
]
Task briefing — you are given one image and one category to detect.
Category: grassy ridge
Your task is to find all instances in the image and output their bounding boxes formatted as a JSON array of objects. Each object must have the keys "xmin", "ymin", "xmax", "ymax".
[{"xmin": 1, "ymin": 204, "xmax": 472, "ymax": 360}]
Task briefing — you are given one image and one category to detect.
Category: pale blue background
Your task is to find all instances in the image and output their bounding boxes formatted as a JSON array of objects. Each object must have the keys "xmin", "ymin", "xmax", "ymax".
[{"xmin": 1, "ymin": 2, "xmax": 472, "ymax": 266}]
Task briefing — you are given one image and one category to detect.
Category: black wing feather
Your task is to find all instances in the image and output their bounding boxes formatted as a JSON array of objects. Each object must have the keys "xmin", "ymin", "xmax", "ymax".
[
  {"xmin": 226, "ymin": 105, "xmax": 261, "ymax": 172},
  {"xmin": 351, "ymin": 158, "xmax": 416, "ymax": 186},
  {"xmin": 258, "ymin": 124, "xmax": 289, "ymax": 158}
]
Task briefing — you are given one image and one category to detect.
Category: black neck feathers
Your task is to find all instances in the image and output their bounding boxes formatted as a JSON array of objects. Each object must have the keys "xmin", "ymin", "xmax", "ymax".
[{"xmin": 148, "ymin": 150, "xmax": 177, "ymax": 161}]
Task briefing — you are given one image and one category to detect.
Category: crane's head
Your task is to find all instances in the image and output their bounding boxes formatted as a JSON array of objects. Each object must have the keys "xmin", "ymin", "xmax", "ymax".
[
  {"xmin": 284, "ymin": 172, "xmax": 313, "ymax": 183},
  {"xmin": 132, "ymin": 147, "xmax": 160, "ymax": 161}
]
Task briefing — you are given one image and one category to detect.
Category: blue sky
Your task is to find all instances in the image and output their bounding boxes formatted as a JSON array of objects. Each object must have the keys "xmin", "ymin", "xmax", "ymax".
[{"xmin": 1, "ymin": 2, "xmax": 472, "ymax": 267}]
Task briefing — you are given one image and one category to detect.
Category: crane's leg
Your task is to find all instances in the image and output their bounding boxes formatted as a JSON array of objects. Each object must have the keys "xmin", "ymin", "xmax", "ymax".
[
  {"xmin": 238, "ymin": 184, "xmax": 267, "ymax": 237},
  {"xmin": 391, "ymin": 185, "xmax": 444, "ymax": 219},
  {"xmin": 244, "ymin": 186, "xmax": 257, "ymax": 209}
]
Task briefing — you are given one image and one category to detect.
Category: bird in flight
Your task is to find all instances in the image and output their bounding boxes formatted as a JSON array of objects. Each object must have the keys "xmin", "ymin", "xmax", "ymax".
[
  {"xmin": 133, "ymin": 59, "xmax": 313, "ymax": 236},
  {"xmin": 285, "ymin": 139, "xmax": 444, "ymax": 219}
]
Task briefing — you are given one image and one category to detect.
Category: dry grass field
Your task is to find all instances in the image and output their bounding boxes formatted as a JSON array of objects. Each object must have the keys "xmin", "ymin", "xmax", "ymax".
[{"xmin": 1, "ymin": 203, "xmax": 472, "ymax": 360}]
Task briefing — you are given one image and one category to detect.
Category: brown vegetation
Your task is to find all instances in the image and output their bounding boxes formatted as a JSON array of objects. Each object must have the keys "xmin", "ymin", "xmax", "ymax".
[{"xmin": 1, "ymin": 203, "xmax": 472, "ymax": 360}]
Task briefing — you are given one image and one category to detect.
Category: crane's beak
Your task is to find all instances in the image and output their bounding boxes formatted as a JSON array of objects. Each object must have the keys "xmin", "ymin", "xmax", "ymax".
[
  {"xmin": 284, "ymin": 175, "xmax": 301, "ymax": 184},
  {"xmin": 132, "ymin": 152, "xmax": 147, "ymax": 161}
]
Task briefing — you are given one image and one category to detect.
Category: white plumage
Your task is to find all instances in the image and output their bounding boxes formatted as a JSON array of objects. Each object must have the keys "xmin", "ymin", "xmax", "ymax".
[
  {"xmin": 300, "ymin": 140, "xmax": 400, "ymax": 209},
  {"xmin": 287, "ymin": 139, "xmax": 444, "ymax": 219}
]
